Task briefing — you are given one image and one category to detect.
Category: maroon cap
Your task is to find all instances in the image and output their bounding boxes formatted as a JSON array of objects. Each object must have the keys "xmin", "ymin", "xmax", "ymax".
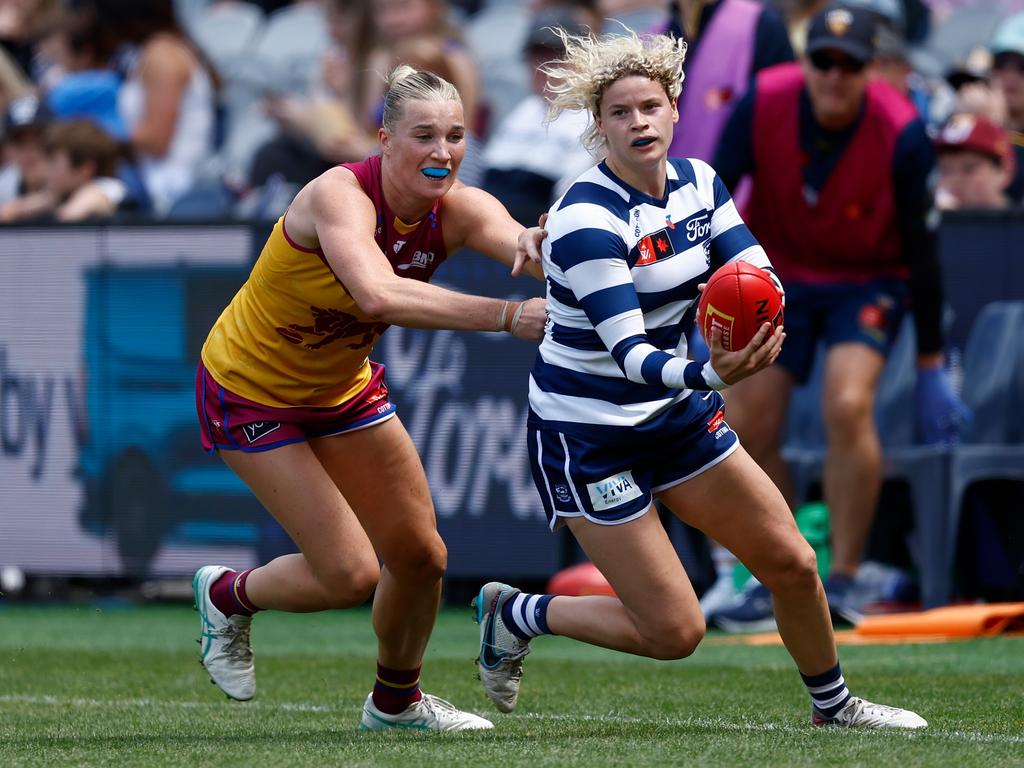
[{"xmin": 935, "ymin": 113, "xmax": 1016, "ymax": 173}]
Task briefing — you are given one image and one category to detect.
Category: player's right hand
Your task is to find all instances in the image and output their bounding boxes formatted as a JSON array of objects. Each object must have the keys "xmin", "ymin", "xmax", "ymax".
[
  {"xmin": 509, "ymin": 297, "xmax": 548, "ymax": 341},
  {"xmin": 708, "ymin": 322, "xmax": 785, "ymax": 385}
]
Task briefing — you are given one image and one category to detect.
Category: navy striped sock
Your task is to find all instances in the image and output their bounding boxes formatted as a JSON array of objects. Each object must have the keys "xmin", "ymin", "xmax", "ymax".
[
  {"xmin": 802, "ymin": 663, "xmax": 852, "ymax": 718},
  {"xmin": 500, "ymin": 593, "xmax": 555, "ymax": 640}
]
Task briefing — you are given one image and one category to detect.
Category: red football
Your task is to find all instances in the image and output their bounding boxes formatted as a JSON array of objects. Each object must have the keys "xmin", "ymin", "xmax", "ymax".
[{"xmin": 696, "ymin": 262, "xmax": 784, "ymax": 351}]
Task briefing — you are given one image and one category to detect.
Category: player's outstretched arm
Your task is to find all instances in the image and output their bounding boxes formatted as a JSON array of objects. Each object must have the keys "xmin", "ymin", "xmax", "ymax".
[
  {"xmin": 308, "ymin": 169, "xmax": 546, "ymax": 339},
  {"xmin": 443, "ymin": 184, "xmax": 546, "ymax": 279}
]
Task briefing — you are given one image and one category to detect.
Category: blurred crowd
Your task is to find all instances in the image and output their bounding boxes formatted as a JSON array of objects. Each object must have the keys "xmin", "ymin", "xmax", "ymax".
[{"xmin": 0, "ymin": 0, "xmax": 1019, "ymax": 224}]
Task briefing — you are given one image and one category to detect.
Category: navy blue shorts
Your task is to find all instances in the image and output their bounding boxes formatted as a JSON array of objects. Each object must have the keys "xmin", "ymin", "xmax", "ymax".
[
  {"xmin": 778, "ymin": 279, "xmax": 909, "ymax": 384},
  {"xmin": 527, "ymin": 391, "xmax": 740, "ymax": 530}
]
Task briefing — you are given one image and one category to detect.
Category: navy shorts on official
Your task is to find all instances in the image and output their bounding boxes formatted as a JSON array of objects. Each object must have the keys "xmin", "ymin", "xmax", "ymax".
[
  {"xmin": 778, "ymin": 278, "xmax": 909, "ymax": 384},
  {"xmin": 527, "ymin": 390, "xmax": 739, "ymax": 530}
]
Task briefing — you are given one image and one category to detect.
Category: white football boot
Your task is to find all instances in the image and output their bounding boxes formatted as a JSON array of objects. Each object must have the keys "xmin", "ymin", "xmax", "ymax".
[
  {"xmin": 359, "ymin": 693, "xmax": 493, "ymax": 732},
  {"xmin": 472, "ymin": 581, "xmax": 531, "ymax": 713},
  {"xmin": 193, "ymin": 565, "xmax": 255, "ymax": 701},
  {"xmin": 813, "ymin": 697, "xmax": 928, "ymax": 729}
]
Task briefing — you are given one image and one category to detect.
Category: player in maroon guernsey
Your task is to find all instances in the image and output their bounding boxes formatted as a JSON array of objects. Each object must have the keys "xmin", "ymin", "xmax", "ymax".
[{"xmin": 192, "ymin": 66, "xmax": 547, "ymax": 732}]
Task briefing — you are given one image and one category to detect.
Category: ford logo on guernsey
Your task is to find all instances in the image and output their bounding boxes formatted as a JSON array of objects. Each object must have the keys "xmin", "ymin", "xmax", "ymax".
[{"xmin": 422, "ymin": 168, "xmax": 450, "ymax": 179}]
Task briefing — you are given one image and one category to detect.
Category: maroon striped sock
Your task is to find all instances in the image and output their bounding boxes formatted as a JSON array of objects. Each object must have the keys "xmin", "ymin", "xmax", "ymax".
[
  {"xmin": 209, "ymin": 569, "xmax": 260, "ymax": 618},
  {"xmin": 371, "ymin": 662, "xmax": 423, "ymax": 714}
]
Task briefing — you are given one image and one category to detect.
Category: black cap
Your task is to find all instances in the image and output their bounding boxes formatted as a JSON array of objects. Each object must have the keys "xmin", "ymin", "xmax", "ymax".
[
  {"xmin": 806, "ymin": 5, "xmax": 879, "ymax": 64},
  {"xmin": 4, "ymin": 94, "xmax": 53, "ymax": 136},
  {"xmin": 524, "ymin": 8, "xmax": 588, "ymax": 54}
]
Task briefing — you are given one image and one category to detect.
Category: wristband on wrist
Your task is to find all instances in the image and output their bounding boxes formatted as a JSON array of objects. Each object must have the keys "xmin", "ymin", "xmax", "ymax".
[
  {"xmin": 498, "ymin": 300, "xmax": 510, "ymax": 332},
  {"xmin": 510, "ymin": 301, "xmax": 526, "ymax": 334}
]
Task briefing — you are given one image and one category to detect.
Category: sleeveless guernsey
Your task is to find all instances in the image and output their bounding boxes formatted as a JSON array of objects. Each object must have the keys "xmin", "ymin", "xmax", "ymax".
[{"xmin": 201, "ymin": 155, "xmax": 449, "ymax": 407}]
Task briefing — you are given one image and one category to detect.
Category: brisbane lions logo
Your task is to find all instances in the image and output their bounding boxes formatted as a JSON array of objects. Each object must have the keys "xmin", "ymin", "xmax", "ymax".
[{"xmin": 276, "ymin": 306, "xmax": 388, "ymax": 350}]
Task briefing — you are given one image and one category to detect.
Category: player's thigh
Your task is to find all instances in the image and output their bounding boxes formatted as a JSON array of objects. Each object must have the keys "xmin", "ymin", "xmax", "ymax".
[
  {"xmin": 220, "ymin": 442, "xmax": 374, "ymax": 570},
  {"xmin": 821, "ymin": 342, "xmax": 885, "ymax": 426},
  {"xmin": 566, "ymin": 510, "xmax": 702, "ymax": 630},
  {"xmin": 310, "ymin": 416, "xmax": 442, "ymax": 569},
  {"xmin": 658, "ymin": 447, "xmax": 809, "ymax": 579},
  {"xmin": 723, "ymin": 364, "xmax": 795, "ymax": 445}
]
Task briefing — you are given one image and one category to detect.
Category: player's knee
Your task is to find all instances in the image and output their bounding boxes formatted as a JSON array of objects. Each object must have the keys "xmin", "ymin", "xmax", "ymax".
[
  {"xmin": 387, "ymin": 534, "xmax": 447, "ymax": 585},
  {"xmin": 825, "ymin": 388, "xmax": 874, "ymax": 436},
  {"xmin": 642, "ymin": 618, "xmax": 705, "ymax": 660},
  {"xmin": 314, "ymin": 556, "xmax": 380, "ymax": 607},
  {"xmin": 762, "ymin": 543, "xmax": 819, "ymax": 596}
]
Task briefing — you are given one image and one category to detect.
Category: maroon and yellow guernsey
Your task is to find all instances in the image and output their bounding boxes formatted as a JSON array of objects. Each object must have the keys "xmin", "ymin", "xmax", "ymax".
[{"xmin": 201, "ymin": 155, "xmax": 450, "ymax": 407}]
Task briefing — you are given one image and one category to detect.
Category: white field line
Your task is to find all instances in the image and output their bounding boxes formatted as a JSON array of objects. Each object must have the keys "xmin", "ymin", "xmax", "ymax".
[{"xmin": 0, "ymin": 694, "xmax": 1020, "ymax": 746}]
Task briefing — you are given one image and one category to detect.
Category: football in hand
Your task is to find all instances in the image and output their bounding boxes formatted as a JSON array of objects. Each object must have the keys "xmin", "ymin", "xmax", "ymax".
[{"xmin": 696, "ymin": 262, "xmax": 784, "ymax": 351}]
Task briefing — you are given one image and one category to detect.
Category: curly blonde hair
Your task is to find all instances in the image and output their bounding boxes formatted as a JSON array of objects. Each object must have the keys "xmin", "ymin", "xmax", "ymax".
[{"xmin": 541, "ymin": 28, "xmax": 687, "ymax": 151}]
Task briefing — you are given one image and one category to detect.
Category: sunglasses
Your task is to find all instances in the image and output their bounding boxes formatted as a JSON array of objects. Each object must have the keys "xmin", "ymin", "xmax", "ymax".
[
  {"xmin": 809, "ymin": 51, "xmax": 866, "ymax": 74},
  {"xmin": 993, "ymin": 53, "xmax": 1024, "ymax": 73}
]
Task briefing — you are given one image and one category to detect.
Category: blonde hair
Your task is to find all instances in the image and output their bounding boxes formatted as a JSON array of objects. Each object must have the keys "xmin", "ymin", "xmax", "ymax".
[
  {"xmin": 381, "ymin": 65, "xmax": 461, "ymax": 133},
  {"xmin": 542, "ymin": 28, "xmax": 687, "ymax": 151}
]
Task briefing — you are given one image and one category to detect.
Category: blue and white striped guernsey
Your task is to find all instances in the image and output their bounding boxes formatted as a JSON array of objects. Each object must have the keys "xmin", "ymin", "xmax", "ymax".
[{"xmin": 529, "ymin": 157, "xmax": 777, "ymax": 432}]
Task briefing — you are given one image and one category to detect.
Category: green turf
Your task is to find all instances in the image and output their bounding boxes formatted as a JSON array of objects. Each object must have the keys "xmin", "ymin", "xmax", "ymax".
[{"xmin": 1, "ymin": 604, "xmax": 1021, "ymax": 767}]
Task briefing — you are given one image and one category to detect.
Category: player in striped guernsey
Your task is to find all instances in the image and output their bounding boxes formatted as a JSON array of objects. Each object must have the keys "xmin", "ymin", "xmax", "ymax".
[{"xmin": 474, "ymin": 27, "xmax": 926, "ymax": 730}]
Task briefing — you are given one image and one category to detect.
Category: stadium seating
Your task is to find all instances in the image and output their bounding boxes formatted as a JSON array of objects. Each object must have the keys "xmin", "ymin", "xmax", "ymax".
[
  {"xmin": 943, "ymin": 302, "xmax": 1024, "ymax": 605},
  {"xmin": 782, "ymin": 316, "xmax": 952, "ymax": 607}
]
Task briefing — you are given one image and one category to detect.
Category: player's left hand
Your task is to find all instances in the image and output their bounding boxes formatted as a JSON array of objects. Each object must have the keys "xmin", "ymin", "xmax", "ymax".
[
  {"xmin": 708, "ymin": 321, "xmax": 785, "ymax": 386},
  {"xmin": 512, "ymin": 213, "xmax": 548, "ymax": 277},
  {"xmin": 915, "ymin": 366, "xmax": 971, "ymax": 444}
]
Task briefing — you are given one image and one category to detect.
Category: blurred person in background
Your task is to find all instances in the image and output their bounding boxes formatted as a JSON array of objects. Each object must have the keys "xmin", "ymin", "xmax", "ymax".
[
  {"xmin": 354, "ymin": 0, "xmax": 481, "ymax": 137},
  {"xmin": 989, "ymin": 11, "xmax": 1024, "ymax": 202},
  {"xmin": 0, "ymin": 91, "xmax": 49, "ymax": 203},
  {"xmin": 709, "ymin": 5, "xmax": 968, "ymax": 631},
  {"xmin": 0, "ymin": 42, "xmax": 31, "ymax": 126},
  {"xmin": 38, "ymin": 4, "xmax": 126, "ymax": 140},
  {"xmin": 934, "ymin": 112, "xmax": 1018, "ymax": 210},
  {"xmin": 0, "ymin": 117, "xmax": 126, "ymax": 221},
  {"xmin": 192, "ymin": 66, "xmax": 548, "ymax": 733},
  {"xmin": 663, "ymin": 0, "xmax": 794, "ymax": 165},
  {"xmin": 95, "ymin": 0, "xmax": 217, "ymax": 216},
  {"xmin": 248, "ymin": 0, "xmax": 375, "ymax": 190},
  {"xmin": 0, "ymin": 0, "xmax": 59, "ymax": 80},
  {"xmin": 480, "ymin": 7, "xmax": 596, "ymax": 226}
]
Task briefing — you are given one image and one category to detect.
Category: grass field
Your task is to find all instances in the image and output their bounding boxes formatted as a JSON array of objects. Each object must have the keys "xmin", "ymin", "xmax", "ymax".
[{"xmin": 1, "ymin": 603, "xmax": 1022, "ymax": 767}]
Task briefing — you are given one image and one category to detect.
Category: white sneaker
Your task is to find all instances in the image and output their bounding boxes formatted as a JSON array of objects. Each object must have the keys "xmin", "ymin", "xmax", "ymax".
[
  {"xmin": 699, "ymin": 573, "xmax": 739, "ymax": 617},
  {"xmin": 359, "ymin": 692, "xmax": 493, "ymax": 732},
  {"xmin": 472, "ymin": 582, "xmax": 531, "ymax": 713},
  {"xmin": 193, "ymin": 565, "xmax": 255, "ymax": 701},
  {"xmin": 813, "ymin": 697, "xmax": 928, "ymax": 729}
]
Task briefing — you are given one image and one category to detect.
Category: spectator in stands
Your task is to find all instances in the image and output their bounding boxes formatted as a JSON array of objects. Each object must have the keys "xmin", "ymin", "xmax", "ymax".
[
  {"xmin": 353, "ymin": 0, "xmax": 482, "ymax": 139},
  {"xmin": 96, "ymin": 0, "xmax": 217, "ymax": 215},
  {"xmin": 0, "ymin": 45, "xmax": 31, "ymax": 119},
  {"xmin": 989, "ymin": 11, "xmax": 1024, "ymax": 202},
  {"xmin": 248, "ymin": 0, "xmax": 374, "ymax": 190},
  {"xmin": 0, "ymin": 118, "xmax": 126, "ymax": 221},
  {"xmin": 934, "ymin": 113, "xmax": 1017, "ymax": 211},
  {"xmin": 709, "ymin": 5, "xmax": 968, "ymax": 630},
  {"xmin": 663, "ymin": 0, "xmax": 794, "ymax": 166},
  {"xmin": 480, "ymin": 7, "xmax": 595, "ymax": 226},
  {"xmin": 0, "ymin": 93, "xmax": 50, "ymax": 204},
  {"xmin": 0, "ymin": 0, "xmax": 59, "ymax": 81},
  {"xmin": 40, "ymin": 6, "xmax": 127, "ymax": 141}
]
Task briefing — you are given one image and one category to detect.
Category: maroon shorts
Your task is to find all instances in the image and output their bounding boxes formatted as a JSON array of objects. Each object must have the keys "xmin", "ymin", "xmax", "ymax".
[{"xmin": 195, "ymin": 361, "xmax": 396, "ymax": 453}]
